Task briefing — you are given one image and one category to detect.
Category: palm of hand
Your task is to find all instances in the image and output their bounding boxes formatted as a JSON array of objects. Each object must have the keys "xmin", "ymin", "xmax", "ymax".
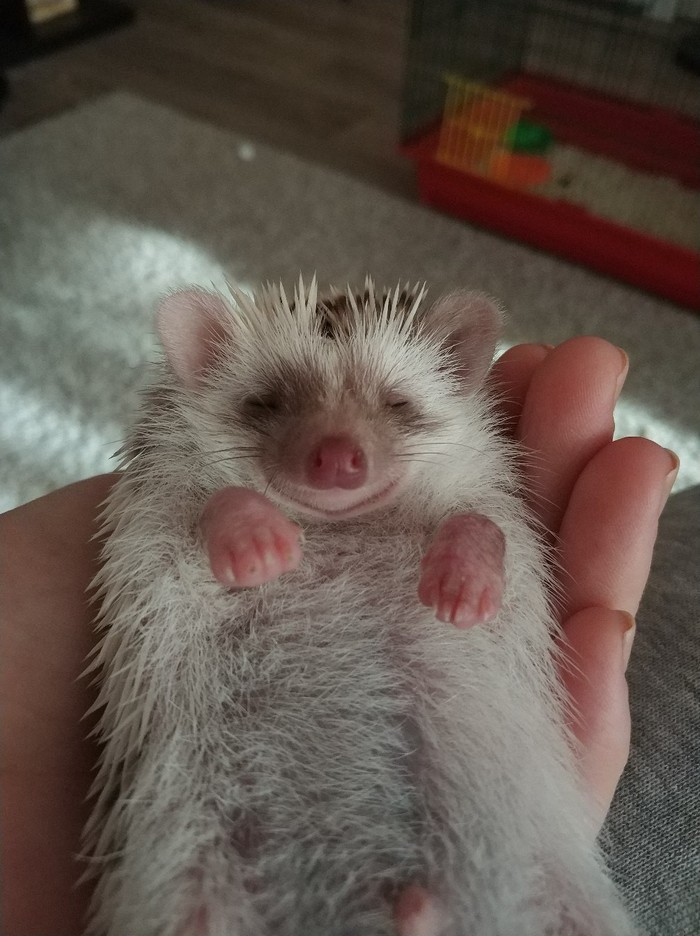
[{"xmin": 0, "ymin": 339, "xmax": 674, "ymax": 935}]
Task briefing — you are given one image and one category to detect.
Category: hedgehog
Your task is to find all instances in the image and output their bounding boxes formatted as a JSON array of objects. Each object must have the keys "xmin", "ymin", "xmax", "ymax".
[{"xmin": 81, "ymin": 277, "xmax": 634, "ymax": 936}]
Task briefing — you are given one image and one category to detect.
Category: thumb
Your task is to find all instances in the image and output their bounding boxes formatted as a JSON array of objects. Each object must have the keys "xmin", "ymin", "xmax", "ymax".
[{"xmin": 556, "ymin": 606, "xmax": 634, "ymax": 829}]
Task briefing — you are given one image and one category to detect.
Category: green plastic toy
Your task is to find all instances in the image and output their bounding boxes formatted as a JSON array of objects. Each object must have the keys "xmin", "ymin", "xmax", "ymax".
[{"xmin": 505, "ymin": 121, "xmax": 553, "ymax": 154}]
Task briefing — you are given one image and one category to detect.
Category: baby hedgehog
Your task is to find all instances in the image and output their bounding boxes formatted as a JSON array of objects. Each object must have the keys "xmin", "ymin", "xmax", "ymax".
[{"xmin": 81, "ymin": 278, "xmax": 634, "ymax": 936}]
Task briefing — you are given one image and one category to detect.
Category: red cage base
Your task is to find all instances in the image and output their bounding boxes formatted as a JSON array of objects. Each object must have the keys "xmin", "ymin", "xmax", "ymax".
[{"xmin": 402, "ymin": 76, "xmax": 700, "ymax": 311}]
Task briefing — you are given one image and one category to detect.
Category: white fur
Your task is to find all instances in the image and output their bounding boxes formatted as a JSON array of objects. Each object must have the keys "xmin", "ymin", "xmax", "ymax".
[{"xmin": 81, "ymin": 280, "xmax": 635, "ymax": 935}]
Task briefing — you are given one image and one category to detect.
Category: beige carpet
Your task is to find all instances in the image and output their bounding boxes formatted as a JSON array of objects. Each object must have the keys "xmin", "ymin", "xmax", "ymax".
[{"xmin": 1, "ymin": 92, "xmax": 699, "ymax": 512}]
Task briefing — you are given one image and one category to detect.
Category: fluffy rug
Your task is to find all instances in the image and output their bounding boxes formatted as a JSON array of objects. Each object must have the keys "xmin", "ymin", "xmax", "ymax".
[{"xmin": 1, "ymin": 92, "xmax": 699, "ymax": 511}]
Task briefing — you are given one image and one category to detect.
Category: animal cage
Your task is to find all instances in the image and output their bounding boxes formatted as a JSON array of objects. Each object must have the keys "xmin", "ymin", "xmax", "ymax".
[{"xmin": 401, "ymin": 0, "xmax": 700, "ymax": 308}]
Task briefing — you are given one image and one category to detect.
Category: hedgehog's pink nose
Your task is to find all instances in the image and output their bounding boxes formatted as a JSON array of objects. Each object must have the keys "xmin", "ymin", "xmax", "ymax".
[{"xmin": 306, "ymin": 436, "xmax": 368, "ymax": 489}]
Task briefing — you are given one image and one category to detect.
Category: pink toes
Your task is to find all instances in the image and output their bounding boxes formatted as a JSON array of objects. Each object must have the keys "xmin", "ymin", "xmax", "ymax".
[
  {"xmin": 418, "ymin": 513, "xmax": 505, "ymax": 628},
  {"xmin": 200, "ymin": 487, "xmax": 302, "ymax": 588},
  {"xmin": 393, "ymin": 885, "xmax": 444, "ymax": 936},
  {"xmin": 418, "ymin": 570, "xmax": 500, "ymax": 628},
  {"xmin": 216, "ymin": 526, "xmax": 301, "ymax": 588}
]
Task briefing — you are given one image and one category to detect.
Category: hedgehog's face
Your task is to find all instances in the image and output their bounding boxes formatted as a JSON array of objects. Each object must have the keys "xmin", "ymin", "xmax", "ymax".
[
  {"xmin": 221, "ymin": 332, "xmax": 460, "ymax": 520},
  {"xmin": 157, "ymin": 281, "xmax": 501, "ymax": 520}
]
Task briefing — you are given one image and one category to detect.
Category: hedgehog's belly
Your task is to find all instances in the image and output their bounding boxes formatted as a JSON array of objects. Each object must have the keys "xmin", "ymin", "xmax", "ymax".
[
  {"xmin": 97, "ymin": 528, "xmax": 565, "ymax": 936},
  {"xmin": 113, "ymin": 577, "xmax": 434, "ymax": 936}
]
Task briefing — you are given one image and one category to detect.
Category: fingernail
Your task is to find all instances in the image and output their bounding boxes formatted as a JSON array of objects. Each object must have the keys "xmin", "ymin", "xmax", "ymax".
[
  {"xmin": 618, "ymin": 611, "xmax": 636, "ymax": 671},
  {"xmin": 614, "ymin": 348, "xmax": 629, "ymax": 401},
  {"xmin": 540, "ymin": 343, "xmax": 555, "ymax": 352},
  {"xmin": 659, "ymin": 449, "xmax": 680, "ymax": 513}
]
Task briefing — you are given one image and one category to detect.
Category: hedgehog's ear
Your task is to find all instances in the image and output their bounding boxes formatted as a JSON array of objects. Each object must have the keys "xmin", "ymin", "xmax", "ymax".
[
  {"xmin": 425, "ymin": 291, "xmax": 502, "ymax": 391},
  {"xmin": 156, "ymin": 289, "xmax": 231, "ymax": 388}
]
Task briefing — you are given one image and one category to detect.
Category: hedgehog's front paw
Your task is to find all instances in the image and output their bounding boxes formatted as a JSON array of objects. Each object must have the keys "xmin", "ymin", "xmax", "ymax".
[
  {"xmin": 418, "ymin": 513, "xmax": 505, "ymax": 628},
  {"xmin": 200, "ymin": 487, "xmax": 303, "ymax": 588}
]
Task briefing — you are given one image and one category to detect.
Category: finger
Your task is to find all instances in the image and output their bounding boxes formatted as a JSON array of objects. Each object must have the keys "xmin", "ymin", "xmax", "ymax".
[
  {"xmin": 556, "ymin": 607, "xmax": 633, "ymax": 827},
  {"xmin": 517, "ymin": 337, "xmax": 628, "ymax": 534},
  {"xmin": 488, "ymin": 343, "xmax": 551, "ymax": 432},
  {"xmin": 557, "ymin": 438, "xmax": 678, "ymax": 621}
]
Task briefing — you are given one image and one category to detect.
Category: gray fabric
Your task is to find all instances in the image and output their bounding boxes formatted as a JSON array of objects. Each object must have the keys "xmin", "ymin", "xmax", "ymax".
[{"xmin": 606, "ymin": 485, "xmax": 700, "ymax": 935}]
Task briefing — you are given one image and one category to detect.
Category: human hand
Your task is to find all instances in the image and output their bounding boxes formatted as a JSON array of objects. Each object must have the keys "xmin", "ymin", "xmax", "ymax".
[
  {"xmin": 490, "ymin": 337, "xmax": 678, "ymax": 826},
  {"xmin": 0, "ymin": 338, "xmax": 677, "ymax": 934},
  {"xmin": 1, "ymin": 474, "xmax": 117, "ymax": 936}
]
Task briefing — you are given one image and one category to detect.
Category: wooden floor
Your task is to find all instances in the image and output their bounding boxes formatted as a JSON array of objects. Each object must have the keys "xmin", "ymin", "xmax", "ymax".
[{"xmin": 0, "ymin": 0, "xmax": 417, "ymax": 198}]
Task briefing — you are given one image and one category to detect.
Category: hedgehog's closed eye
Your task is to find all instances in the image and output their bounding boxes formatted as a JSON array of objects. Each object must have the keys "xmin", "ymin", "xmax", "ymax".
[
  {"xmin": 385, "ymin": 391, "xmax": 409, "ymax": 409},
  {"xmin": 243, "ymin": 395, "xmax": 280, "ymax": 415},
  {"xmin": 384, "ymin": 393, "xmax": 433, "ymax": 431}
]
